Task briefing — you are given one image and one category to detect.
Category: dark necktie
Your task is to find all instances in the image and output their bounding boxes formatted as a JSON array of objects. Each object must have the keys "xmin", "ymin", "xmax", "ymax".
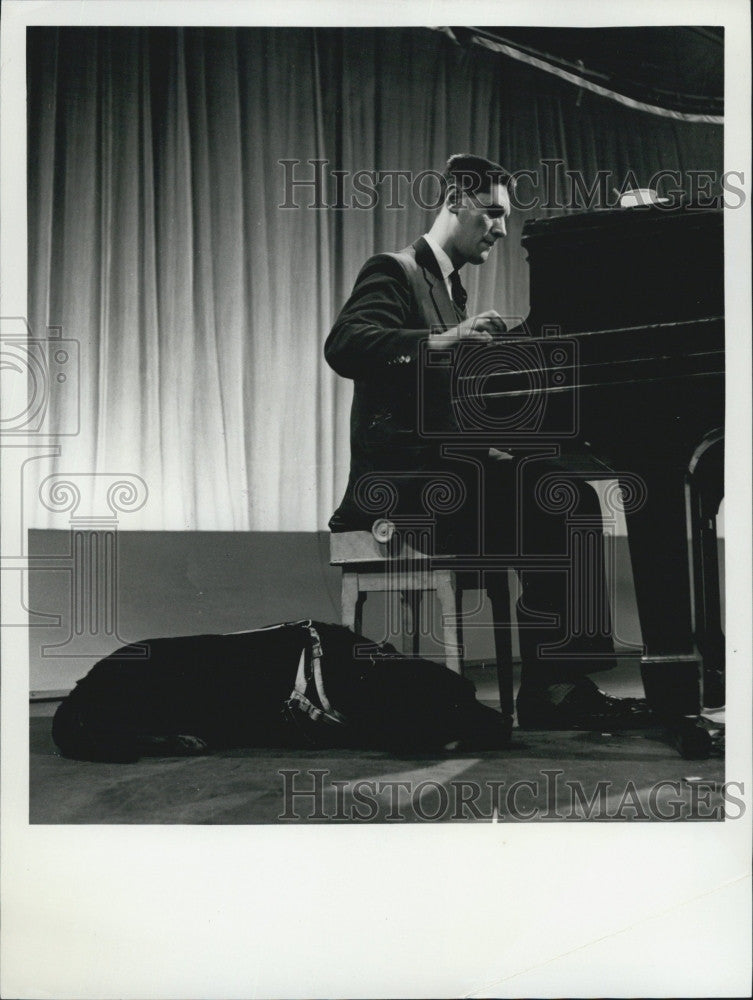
[{"xmin": 449, "ymin": 269, "xmax": 467, "ymax": 314}]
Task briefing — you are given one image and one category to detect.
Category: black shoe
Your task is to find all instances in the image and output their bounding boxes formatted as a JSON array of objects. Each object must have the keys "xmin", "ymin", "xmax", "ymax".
[{"xmin": 516, "ymin": 680, "xmax": 652, "ymax": 731}]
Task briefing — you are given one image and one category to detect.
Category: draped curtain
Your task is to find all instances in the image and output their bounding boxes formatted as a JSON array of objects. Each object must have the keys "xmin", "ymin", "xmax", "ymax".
[{"xmin": 26, "ymin": 26, "xmax": 723, "ymax": 530}]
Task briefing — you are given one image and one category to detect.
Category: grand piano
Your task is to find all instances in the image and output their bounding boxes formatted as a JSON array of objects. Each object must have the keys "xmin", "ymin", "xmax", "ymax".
[{"xmin": 456, "ymin": 203, "xmax": 725, "ymax": 736}]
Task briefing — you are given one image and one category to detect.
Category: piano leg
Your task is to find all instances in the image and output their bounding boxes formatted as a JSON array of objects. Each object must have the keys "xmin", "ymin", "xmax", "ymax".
[
  {"xmin": 687, "ymin": 432, "xmax": 725, "ymax": 709},
  {"xmin": 622, "ymin": 468, "xmax": 701, "ymax": 718}
]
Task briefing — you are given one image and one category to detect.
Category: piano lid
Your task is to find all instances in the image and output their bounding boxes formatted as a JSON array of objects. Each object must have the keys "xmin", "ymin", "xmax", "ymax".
[
  {"xmin": 521, "ymin": 204, "xmax": 723, "ymax": 333},
  {"xmin": 522, "ymin": 202, "xmax": 722, "ymax": 241}
]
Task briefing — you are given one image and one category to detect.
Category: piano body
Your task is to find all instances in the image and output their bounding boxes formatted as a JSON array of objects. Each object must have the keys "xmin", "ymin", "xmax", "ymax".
[{"xmin": 464, "ymin": 204, "xmax": 725, "ymax": 721}]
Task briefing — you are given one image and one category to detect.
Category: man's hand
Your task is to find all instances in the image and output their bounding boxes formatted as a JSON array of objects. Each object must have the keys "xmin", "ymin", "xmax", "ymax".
[{"xmin": 432, "ymin": 310, "xmax": 507, "ymax": 346}]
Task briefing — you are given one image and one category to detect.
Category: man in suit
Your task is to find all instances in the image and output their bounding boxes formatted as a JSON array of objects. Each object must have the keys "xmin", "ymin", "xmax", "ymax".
[{"xmin": 325, "ymin": 153, "xmax": 650, "ymax": 731}]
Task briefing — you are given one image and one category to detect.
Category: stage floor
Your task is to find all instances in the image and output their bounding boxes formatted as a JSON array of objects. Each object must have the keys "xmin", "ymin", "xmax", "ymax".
[{"xmin": 29, "ymin": 661, "xmax": 726, "ymax": 824}]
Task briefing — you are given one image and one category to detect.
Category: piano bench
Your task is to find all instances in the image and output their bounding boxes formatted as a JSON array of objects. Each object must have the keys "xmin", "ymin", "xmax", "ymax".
[{"xmin": 329, "ymin": 525, "xmax": 515, "ymax": 719}]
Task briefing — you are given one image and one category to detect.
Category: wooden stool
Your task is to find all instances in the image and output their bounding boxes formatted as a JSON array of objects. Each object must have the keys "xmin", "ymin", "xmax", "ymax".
[{"xmin": 330, "ymin": 522, "xmax": 515, "ymax": 718}]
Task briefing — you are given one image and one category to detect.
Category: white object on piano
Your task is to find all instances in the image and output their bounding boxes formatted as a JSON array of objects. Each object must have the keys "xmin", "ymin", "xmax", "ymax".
[{"xmin": 618, "ymin": 187, "xmax": 670, "ymax": 208}]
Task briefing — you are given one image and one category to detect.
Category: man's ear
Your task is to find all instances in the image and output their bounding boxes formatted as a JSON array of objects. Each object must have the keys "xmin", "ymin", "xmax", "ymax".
[{"xmin": 445, "ymin": 183, "xmax": 463, "ymax": 215}]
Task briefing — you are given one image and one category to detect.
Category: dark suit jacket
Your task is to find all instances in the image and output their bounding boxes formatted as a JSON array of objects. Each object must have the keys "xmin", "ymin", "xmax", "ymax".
[{"xmin": 325, "ymin": 237, "xmax": 466, "ymax": 530}]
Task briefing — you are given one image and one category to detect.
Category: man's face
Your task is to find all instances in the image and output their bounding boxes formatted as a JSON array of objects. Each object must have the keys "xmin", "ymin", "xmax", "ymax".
[{"xmin": 452, "ymin": 182, "xmax": 511, "ymax": 265}]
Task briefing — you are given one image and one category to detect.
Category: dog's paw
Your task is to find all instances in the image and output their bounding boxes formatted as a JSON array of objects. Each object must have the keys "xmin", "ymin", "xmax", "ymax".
[
  {"xmin": 146, "ymin": 734, "xmax": 209, "ymax": 755},
  {"xmin": 174, "ymin": 734, "xmax": 209, "ymax": 753}
]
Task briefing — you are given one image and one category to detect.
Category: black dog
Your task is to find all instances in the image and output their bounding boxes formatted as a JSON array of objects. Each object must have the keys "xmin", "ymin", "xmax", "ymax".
[{"xmin": 52, "ymin": 620, "xmax": 510, "ymax": 762}]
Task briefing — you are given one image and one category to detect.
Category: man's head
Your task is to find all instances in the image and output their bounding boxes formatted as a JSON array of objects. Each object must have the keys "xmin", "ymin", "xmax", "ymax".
[{"xmin": 438, "ymin": 153, "xmax": 514, "ymax": 267}]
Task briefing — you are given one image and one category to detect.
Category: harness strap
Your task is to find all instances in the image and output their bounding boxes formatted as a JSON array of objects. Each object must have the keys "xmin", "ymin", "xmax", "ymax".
[{"xmin": 285, "ymin": 621, "xmax": 347, "ymax": 728}]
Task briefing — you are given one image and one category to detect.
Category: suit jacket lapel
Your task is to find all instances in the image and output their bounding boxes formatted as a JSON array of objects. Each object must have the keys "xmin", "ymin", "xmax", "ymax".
[{"xmin": 413, "ymin": 237, "xmax": 462, "ymax": 330}]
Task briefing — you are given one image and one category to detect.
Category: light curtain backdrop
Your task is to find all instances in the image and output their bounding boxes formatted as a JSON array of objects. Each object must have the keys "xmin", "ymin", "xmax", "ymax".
[{"xmin": 27, "ymin": 27, "xmax": 723, "ymax": 530}]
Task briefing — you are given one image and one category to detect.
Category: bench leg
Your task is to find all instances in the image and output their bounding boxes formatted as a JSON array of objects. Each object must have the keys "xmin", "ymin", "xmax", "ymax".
[
  {"xmin": 341, "ymin": 573, "xmax": 365, "ymax": 634},
  {"xmin": 488, "ymin": 574, "xmax": 514, "ymax": 720},
  {"xmin": 400, "ymin": 590, "xmax": 422, "ymax": 657},
  {"xmin": 436, "ymin": 572, "xmax": 462, "ymax": 675},
  {"xmin": 455, "ymin": 584, "xmax": 464, "ymax": 666}
]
